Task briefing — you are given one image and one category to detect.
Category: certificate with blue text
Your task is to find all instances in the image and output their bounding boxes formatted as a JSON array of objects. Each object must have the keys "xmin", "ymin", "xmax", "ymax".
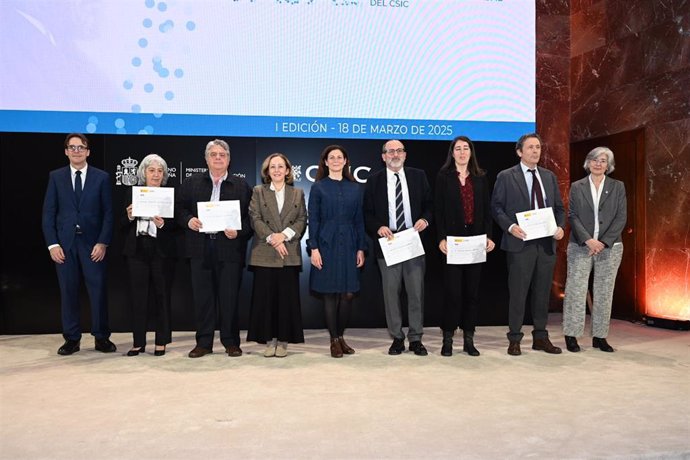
[
  {"xmin": 197, "ymin": 200, "xmax": 242, "ymax": 233},
  {"xmin": 132, "ymin": 187, "xmax": 174, "ymax": 218},
  {"xmin": 516, "ymin": 207, "xmax": 557, "ymax": 241},
  {"xmin": 378, "ymin": 229, "xmax": 425, "ymax": 267},
  {"xmin": 446, "ymin": 234, "xmax": 487, "ymax": 265}
]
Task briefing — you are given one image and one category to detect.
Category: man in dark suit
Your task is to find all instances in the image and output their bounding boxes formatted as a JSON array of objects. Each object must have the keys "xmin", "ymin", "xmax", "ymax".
[
  {"xmin": 176, "ymin": 139, "xmax": 252, "ymax": 358},
  {"xmin": 491, "ymin": 133, "xmax": 565, "ymax": 356},
  {"xmin": 42, "ymin": 133, "xmax": 116, "ymax": 355},
  {"xmin": 364, "ymin": 139, "xmax": 433, "ymax": 356}
]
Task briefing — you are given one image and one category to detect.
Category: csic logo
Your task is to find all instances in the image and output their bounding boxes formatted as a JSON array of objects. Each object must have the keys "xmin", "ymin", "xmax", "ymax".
[
  {"xmin": 292, "ymin": 164, "xmax": 302, "ymax": 182},
  {"xmin": 303, "ymin": 165, "xmax": 371, "ymax": 183},
  {"xmin": 115, "ymin": 157, "xmax": 139, "ymax": 186}
]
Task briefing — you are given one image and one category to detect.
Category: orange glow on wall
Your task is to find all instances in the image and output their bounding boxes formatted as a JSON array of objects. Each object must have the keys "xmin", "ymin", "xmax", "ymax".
[{"xmin": 646, "ymin": 280, "xmax": 690, "ymax": 321}]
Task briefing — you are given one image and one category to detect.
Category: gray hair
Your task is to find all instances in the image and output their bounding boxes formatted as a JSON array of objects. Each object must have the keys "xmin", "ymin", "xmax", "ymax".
[
  {"xmin": 583, "ymin": 146, "xmax": 615, "ymax": 174},
  {"xmin": 137, "ymin": 154, "xmax": 169, "ymax": 185},
  {"xmin": 204, "ymin": 139, "xmax": 230, "ymax": 161}
]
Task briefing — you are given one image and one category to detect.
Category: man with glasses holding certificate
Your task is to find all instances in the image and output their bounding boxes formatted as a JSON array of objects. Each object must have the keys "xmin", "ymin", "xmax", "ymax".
[
  {"xmin": 364, "ymin": 140, "xmax": 433, "ymax": 356},
  {"xmin": 491, "ymin": 133, "xmax": 565, "ymax": 356}
]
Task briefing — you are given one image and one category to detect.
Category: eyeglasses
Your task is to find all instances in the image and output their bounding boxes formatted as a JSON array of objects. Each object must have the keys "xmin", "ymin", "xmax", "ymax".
[
  {"xmin": 67, "ymin": 145, "xmax": 88, "ymax": 152},
  {"xmin": 385, "ymin": 148, "xmax": 405, "ymax": 155},
  {"xmin": 209, "ymin": 151, "xmax": 228, "ymax": 159},
  {"xmin": 590, "ymin": 158, "xmax": 608, "ymax": 164}
]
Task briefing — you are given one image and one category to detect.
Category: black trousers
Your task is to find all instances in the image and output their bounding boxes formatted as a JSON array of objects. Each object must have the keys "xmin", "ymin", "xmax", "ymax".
[
  {"xmin": 189, "ymin": 240, "xmax": 242, "ymax": 349},
  {"xmin": 127, "ymin": 236, "xmax": 173, "ymax": 347},
  {"xmin": 441, "ymin": 262, "xmax": 483, "ymax": 333}
]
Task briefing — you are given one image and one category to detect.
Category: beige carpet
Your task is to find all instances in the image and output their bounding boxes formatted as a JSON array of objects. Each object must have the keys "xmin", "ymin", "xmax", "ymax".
[{"xmin": 1, "ymin": 315, "xmax": 689, "ymax": 460}]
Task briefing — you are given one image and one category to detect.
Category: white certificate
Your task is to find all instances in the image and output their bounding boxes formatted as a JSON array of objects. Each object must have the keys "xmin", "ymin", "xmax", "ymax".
[
  {"xmin": 516, "ymin": 207, "xmax": 557, "ymax": 241},
  {"xmin": 378, "ymin": 228, "xmax": 425, "ymax": 267},
  {"xmin": 197, "ymin": 200, "xmax": 242, "ymax": 232},
  {"xmin": 132, "ymin": 186, "xmax": 174, "ymax": 218},
  {"xmin": 446, "ymin": 234, "xmax": 486, "ymax": 265}
]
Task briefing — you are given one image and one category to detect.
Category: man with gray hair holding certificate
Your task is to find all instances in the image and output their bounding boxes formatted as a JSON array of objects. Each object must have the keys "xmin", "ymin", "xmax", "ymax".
[
  {"xmin": 176, "ymin": 139, "xmax": 252, "ymax": 358},
  {"xmin": 491, "ymin": 133, "xmax": 565, "ymax": 356}
]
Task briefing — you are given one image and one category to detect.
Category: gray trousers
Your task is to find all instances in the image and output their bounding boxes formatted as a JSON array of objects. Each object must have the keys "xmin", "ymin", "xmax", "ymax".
[
  {"xmin": 563, "ymin": 242, "xmax": 623, "ymax": 338},
  {"xmin": 506, "ymin": 242, "xmax": 556, "ymax": 342},
  {"xmin": 377, "ymin": 255, "xmax": 425, "ymax": 342}
]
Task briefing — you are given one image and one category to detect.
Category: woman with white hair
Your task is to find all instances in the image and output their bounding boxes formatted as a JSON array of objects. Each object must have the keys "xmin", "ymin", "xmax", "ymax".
[
  {"xmin": 122, "ymin": 154, "xmax": 177, "ymax": 356},
  {"xmin": 563, "ymin": 147, "xmax": 627, "ymax": 353}
]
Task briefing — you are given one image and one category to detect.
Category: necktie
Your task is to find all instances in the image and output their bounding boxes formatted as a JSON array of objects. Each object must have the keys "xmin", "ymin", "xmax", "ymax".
[
  {"xmin": 528, "ymin": 169, "xmax": 545, "ymax": 209},
  {"xmin": 75, "ymin": 170, "xmax": 83, "ymax": 203},
  {"xmin": 394, "ymin": 173, "xmax": 405, "ymax": 231}
]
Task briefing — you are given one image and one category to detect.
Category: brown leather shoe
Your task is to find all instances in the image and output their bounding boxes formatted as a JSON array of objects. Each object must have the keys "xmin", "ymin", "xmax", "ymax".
[
  {"xmin": 532, "ymin": 337, "xmax": 562, "ymax": 354},
  {"xmin": 225, "ymin": 345, "xmax": 243, "ymax": 357},
  {"xmin": 188, "ymin": 346, "xmax": 212, "ymax": 358},
  {"xmin": 338, "ymin": 336, "xmax": 355, "ymax": 354},
  {"xmin": 507, "ymin": 341, "xmax": 521, "ymax": 356},
  {"xmin": 330, "ymin": 338, "xmax": 343, "ymax": 358}
]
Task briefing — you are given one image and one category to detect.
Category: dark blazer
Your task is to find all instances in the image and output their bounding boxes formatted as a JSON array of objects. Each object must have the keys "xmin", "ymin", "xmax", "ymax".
[
  {"xmin": 434, "ymin": 169, "xmax": 493, "ymax": 242},
  {"xmin": 175, "ymin": 172, "xmax": 253, "ymax": 263},
  {"xmin": 248, "ymin": 184, "xmax": 307, "ymax": 268},
  {"xmin": 42, "ymin": 165, "xmax": 113, "ymax": 251},
  {"xmin": 121, "ymin": 186, "xmax": 178, "ymax": 258},
  {"xmin": 568, "ymin": 176, "xmax": 626, "ymax": 248},
  {"xmin": 363, "ymin": 166, "xmax": 433, "ymax": 258},
  {"xmin": 491, "ymin": 164, "xmax": 565, "ymax": 253}
]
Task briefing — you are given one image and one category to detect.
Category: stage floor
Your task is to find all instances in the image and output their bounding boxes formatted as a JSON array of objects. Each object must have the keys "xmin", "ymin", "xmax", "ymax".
[{"xmin": 1, "ymin": 315, "xmax": 689, "ymax": 459}]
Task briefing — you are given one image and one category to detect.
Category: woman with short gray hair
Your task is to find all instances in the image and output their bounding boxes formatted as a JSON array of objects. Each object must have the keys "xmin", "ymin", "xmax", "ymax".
[
  {"xmin": 563, "ymin": 147, "xmax": 626, "ymax": 352},
  {"xmin": 122, "ymin": 154, "xmax": 177, "ymax": 356}
]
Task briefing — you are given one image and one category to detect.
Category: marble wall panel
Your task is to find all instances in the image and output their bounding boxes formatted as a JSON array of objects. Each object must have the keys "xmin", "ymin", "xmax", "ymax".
[
  {"xmin": 606, "ymin": 0, "xmax": 690, "ymax": 40},
  {"xmin": 643, "ymin": 19, "xmax": 690, "ymax": 76},
  {"xmin": 571, "ymin": 1, "xmax": 606, "ymax": 56}
]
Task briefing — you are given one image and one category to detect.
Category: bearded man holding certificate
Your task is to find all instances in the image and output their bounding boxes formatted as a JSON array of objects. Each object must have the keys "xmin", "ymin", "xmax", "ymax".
[{"xmin": 491, "ymin": 133, "xmax": 565, "ymax": 356}]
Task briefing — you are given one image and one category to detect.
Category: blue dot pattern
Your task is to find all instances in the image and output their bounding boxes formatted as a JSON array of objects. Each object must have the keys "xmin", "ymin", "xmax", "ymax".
[{"xmin": 88, "ymin": 0, "xmax": 196, "ymax": 134}]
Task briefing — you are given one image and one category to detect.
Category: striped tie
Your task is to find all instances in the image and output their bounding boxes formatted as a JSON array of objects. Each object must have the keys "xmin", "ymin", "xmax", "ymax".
[{"xmin": 394, "ymin": 173, "xmax": 405, "ymax": 231}]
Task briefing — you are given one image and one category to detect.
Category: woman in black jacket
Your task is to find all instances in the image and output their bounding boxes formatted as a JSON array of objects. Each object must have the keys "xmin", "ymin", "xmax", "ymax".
[
  {"xmin": 435, "ymin": 136, "xmax": 495, "ymax": 356},
  {"xmin": 122, "ymin": 154, "xmax": 177, "ymax": 356}
]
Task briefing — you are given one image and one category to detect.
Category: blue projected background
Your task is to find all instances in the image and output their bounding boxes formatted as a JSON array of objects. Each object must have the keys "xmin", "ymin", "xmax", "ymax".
[{"xmin": 0, "ymin": 0, "xmax": 536, "ymax": 141}]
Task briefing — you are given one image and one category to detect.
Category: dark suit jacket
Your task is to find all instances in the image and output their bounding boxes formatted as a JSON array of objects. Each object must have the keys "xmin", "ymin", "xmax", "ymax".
[
  {"xmin": 434, "ymin": 170, "xmax": 493, "ymax": 242},
  {"xmin": 121, "ymin": 186, "xmax": 178, "ymax": 258},
  {"xmin": 569, "ymin": 176, "xmax": 626, "ymax": 248},
  {"xmin": 175, "ymin": 172, "xmax": 252, "ymax": 263},
  {"xmin": 363, "ymin": 166, "xmax": 433, "ymax": 258},
  {"xmin": 491, "ymin": 164, "xmax": 565, "ymax": 253},
  {"xmin": 42, "ymin": 165, "xmax": 113, "ymax": 251},
  {"xmin": 248, "ymin": 184, "xmax": 307, "ymax": 268}
]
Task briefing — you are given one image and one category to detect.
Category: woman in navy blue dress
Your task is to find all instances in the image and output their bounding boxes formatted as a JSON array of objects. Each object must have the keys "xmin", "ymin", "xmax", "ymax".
[{"xmin": 308, "ymin": 145, "xmax": 367, "ymax": 358}]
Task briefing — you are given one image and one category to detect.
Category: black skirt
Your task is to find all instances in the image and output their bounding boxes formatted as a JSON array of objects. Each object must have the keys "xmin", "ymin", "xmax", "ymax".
[{"xmin": 247, "ymin": 266, "xmax": 304, "ymax": 344}]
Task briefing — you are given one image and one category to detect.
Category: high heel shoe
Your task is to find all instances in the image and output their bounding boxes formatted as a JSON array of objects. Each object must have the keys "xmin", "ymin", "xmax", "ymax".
[
  {"xmin": 154, "ymin": 346, "xmax": 166, "ymax": 356},
  {"xmin": 126, "ymin": 346, "xmax": 145, "ymax": 356}
]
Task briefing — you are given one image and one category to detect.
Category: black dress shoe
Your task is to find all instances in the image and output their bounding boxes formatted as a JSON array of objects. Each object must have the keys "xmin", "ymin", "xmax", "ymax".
[
  {"xmin": 565, "ymin": 336, "xmax": 581, "ymax": 352},
  {"xmin": 441, "ymin": 331, "xmax": 453, "ymax": 357},
  {"xmin": 225, "ymin": 345, "xmax": 243, "ymax": 357},
  {"xmin": 95, "ymin": 338, "xmax": 117, "ymax": 353},
  {"xmin": 188, "ymin": 346, "xmax": 212, "ymax": 358},
  {"xmin": 593, "ymin": 337, "xmax": 614, "ymax": 352},
  {"xmin": 57, "ymin": 339, "xmax": 80, "ymax": 356},
  {"xmin": 154, "ymin": 346, "xmax": 166, "ymax": 356},
  {"xmin": 126, "ymin": 347, "xmax": 145, "ymax": 356},
  {"xmin": 409, "ymin": 341, "xmax": 428, "ymax": 356},
  {"xmin": 388, "ymin": 338, "xmax": 405, "ymax": 355}
]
